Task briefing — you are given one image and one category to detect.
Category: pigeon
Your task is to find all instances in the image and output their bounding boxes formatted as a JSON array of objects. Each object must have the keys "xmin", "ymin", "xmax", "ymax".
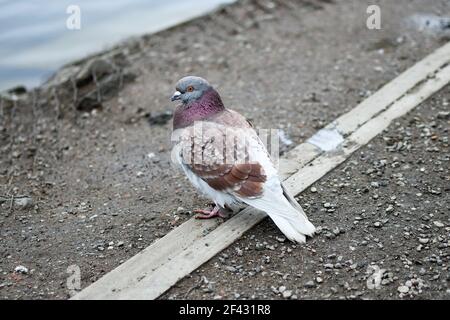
[{"xmin": 170, "ymin": 76, "xmax": 315, "ymax": 243}]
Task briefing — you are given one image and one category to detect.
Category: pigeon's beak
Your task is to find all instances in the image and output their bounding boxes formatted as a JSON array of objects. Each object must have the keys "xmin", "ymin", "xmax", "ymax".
[{"xmin": 171, "ymin": 91, "xmax": 181, "ymax": 101}]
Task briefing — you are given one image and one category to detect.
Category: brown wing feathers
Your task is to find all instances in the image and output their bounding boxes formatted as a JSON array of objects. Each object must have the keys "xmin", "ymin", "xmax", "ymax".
[
  {"xmin": 181, "ymin": 114, "xmax": 266, "ymax": 198},
  {"xmin": 191, "ymin": 162, "xmax": 266, "ymax": 198}
]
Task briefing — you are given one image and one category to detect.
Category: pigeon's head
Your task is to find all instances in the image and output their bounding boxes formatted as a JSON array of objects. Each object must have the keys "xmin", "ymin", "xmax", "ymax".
[{"xmin": 171, "ymin": 76, "xmax": 211, "ymax": 104}]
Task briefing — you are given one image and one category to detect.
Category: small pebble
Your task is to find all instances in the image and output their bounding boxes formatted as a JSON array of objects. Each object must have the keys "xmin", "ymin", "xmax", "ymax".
[
  {"xmin": 398, "ymin": 285, "xmax": 409, "ymax": 293},
  {"xmin": 14, "ymin": 266, "xmax": 28, "ymax": 274},
  {"xmin": 433, "ymin": 221, "xmax": 444, "ymax": 228},
  {"xmin": 14, "ymin": 197, "xmax": 33, "ymax": 209},
  {"xmin": 225, "ymin": 266, "xmax": 236, "ymax": 273}
]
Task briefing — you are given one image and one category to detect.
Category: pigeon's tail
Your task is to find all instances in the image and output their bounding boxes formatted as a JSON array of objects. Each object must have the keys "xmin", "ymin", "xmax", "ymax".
[
  {"xmin": 268, "ymin": 213, "xmax": 313, "ymax": 243},
  {"xmin": 266, "ymin": 196, "xmax": 316, "ymax": 243},
  {"xmin": 239, "ymin": 183, "xmax": 316, "ymax": 243}
]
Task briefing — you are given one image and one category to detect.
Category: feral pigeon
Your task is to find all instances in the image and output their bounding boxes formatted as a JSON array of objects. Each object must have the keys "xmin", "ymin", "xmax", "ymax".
[{"xmin": 170, "ymin": 76, "xmax": 315, "ymax": 243}]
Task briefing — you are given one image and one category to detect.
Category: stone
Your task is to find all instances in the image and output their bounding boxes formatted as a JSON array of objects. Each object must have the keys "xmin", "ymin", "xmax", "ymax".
[
  {"xmin": 14, "ymin": 265, "xmax": 28, "ymax": 274},
  {"xmin": 398, "ymin": 285, "xmax": 409, "ymax": 293},
  {"xmin": 433, "ymin": 221, "xmax": 444, "ymax": 228},
  {"xmin": 14, "ymin": 197, "xmax": 33, "ymax": 209}
]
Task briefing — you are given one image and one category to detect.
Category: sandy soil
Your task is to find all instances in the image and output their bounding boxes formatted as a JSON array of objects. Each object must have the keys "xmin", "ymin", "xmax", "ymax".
[{"xmin": 0, "ymin": 0, "xmax": 449, "ymax": 299}]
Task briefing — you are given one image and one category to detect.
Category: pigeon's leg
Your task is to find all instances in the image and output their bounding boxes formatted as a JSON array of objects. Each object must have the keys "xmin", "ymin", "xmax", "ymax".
[{"xmin": 194, "ymin": 205, "xmax": 227, "ymax": 219}]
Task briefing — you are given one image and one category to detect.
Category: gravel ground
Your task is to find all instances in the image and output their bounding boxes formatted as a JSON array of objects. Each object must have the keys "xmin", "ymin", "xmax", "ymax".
[{"xmin": 0, "ymin": 0, "xmax": 449, "ymax": 299}]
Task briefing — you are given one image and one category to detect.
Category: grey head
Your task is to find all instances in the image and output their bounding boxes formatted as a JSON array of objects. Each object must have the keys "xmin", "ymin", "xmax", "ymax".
[{"xmin": 171, "ymin": 76, "xmax": 211, "ymax": 104}]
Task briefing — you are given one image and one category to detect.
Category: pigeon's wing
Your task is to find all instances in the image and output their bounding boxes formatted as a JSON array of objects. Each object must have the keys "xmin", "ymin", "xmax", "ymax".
[
  {"xmin": 172, "ymin": 117, "xmax": 267, "ymax": 201},
  {"xmin": 190, "ymin": 162, "xmax": 267, "ymax": 198}
]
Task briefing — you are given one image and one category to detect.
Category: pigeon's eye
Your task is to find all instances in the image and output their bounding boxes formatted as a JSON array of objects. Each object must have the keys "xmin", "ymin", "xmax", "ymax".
[{"xmin": 186, "ymin": 86, "xmax": 194, "ymax": 92}]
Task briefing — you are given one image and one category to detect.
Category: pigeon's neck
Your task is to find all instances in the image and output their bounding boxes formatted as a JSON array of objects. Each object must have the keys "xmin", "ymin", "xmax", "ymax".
[{"xmin": 173, "ymin": 88, "xmax": 225, "ymax": 129}]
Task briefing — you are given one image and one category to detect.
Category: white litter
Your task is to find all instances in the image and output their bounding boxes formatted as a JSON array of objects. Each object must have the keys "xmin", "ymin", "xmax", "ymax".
[{"xmin": 307, "ymin": 126, "xmax": 344, "ymax": 151}]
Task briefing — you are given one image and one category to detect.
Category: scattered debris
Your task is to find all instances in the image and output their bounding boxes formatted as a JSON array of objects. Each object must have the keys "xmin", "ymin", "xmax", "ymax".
[{"xmin": 14, "ymin": 266, "xmax": 29, "ymax": 274}]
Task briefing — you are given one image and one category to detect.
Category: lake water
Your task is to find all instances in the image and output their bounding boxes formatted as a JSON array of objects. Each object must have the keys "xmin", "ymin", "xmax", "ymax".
[{"xmin": 0, "ymin": 0, "xmax": 235, "ymax": 91}]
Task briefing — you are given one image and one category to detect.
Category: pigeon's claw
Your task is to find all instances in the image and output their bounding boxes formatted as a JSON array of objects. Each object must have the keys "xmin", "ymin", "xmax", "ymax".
[{"xmin": 194, "ymin": 206, "xmax": 227, "ymax": 219}]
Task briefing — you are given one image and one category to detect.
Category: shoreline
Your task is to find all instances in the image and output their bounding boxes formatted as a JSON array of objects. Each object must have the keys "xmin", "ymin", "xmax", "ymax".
[{"xmin": 0, "ymin": 0, "xmax": 236, "ymax": 92}]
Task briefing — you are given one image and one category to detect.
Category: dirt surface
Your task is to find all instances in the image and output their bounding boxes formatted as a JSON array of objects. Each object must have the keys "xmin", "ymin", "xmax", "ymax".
[{"xmin": 0, "ymin": 0, "xmax": 449, "ymax": 299}]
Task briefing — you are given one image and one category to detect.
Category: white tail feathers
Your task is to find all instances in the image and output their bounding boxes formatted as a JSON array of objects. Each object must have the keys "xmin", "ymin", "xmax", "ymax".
[
  {"xmin": 269, "ymin": 214, "xmax": 308, "ymax": 243},
  {"xmin": 240, "ymin": 185, "xmax": 316, "ymax": 243},
  {"xmin": 265, "ymin": 205, "xmax": 316, "ymax": 243}
]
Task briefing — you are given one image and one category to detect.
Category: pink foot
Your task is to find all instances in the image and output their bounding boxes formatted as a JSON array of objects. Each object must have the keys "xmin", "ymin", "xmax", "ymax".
[{"xmin": 194, "ymin": 206, "xmax": 227, "ymax": 219}]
